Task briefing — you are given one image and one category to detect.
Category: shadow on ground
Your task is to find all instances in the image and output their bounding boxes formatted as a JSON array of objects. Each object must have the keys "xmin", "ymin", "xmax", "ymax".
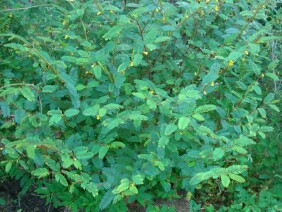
[{"xmin": 0, "ymin": 180, "xmax": 190, "ymax": 212}]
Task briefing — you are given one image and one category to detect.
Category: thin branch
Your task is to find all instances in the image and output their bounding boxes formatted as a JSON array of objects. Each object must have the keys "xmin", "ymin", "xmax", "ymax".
[
  {"xmin": 0, "ymin": 4, "xmax": 53, "ymax": 12},
  {"xmin": 0, "ymin": 83, "xmax": 35, "ymax": 90}
]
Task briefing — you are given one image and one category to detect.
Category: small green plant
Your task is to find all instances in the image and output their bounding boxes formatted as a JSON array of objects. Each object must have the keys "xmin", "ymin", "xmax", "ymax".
[{"xmin": 0, "ymin": 0, "xmax": 281, "ymax": 210}]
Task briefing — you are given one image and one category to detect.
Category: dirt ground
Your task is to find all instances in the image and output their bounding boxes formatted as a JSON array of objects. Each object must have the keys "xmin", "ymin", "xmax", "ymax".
[{"xmin": 0, "ymin": 180, "xmax": 190, "ymax": 212}]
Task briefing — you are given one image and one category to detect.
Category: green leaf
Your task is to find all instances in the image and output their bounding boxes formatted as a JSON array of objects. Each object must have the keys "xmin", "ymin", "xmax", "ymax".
[
  {"xmin": 192, "ymin": 113, "xmax": 205, "ymax": 121},
  {"xmin": 0, "ymin": 198, "xmax": 6, "ymax": 206},
  {"xmin": 38, "ymin": 50, "xmax": 52, "ymax": 63},
  {"xmin": 195, "ymin": 104, "xmax": 216, "ymax": 113},
  {"xmin": 263, "ymin": 93, "xmax": 275, "ymax": 104},
  {"xmin": 5, "ymin": 161, "xmax": 12, "ymax": 173},
  {"xmin": 155, "ymin": 161, "xmax": 165, "ymax": 171},
  {"xmin": 99, "ymin": 146, "xmax": 109, "ymax": 159},
  {"xmin": 257, "ymin": 108, "xmax": 266, "ymax": 118},
  {"xmin": 14, "ymin": 109, "xmax": 25, "ymax": 124},
  {"xmin": 202, "ymin": 71, "xmax": 219, "ymax": 85},
  {"xmin": 221, "ymin": 175, "xmax": 230, "ymax": 188},
  {"xmin": 133, "ymin": 54, "xmax": 143, "ymax": 66},
  {"xmin": 64, "ymin": 108, "xmax": 80, "ymax": 118},
  {"xmin": 76, "ymin": 9, "xmax": 85, "ymax": 16},
  {"xmin": 132, "ymin": 175, "xmax": 144, "ymax": 185},
  {"xmin": 110, "ymin": 142, "xmax": 125, "ymax": 149},
  {"xmin": 132, "ymin": 92, "xmax": 146, "ymax": 100},
  {"xmin": 0, "ymin": 102, "xmax": 10, "ymax": 118},
  {"xmin": 26, "ymin": 145, "xmax": 35, "ymax": 158},
  {"xmin": 190, "ymin": 173, "xmax": 206, "ymax": 186},
  {"xmin": 21, "ymin": 86, "xmax": 35, "ymax": 102},
  {"xmin": 213, "ymin": 148, "xmax": 224, "ymax": 161},
  {"xmin": 265, "ymin": 73, "xmax": 279, "ymax": 81},
  {"xmin": 85, "ymin": 182, "xmax": 98, "ymax": 197},
  {"xmin": 146, "ymin": 44, "xmax": 157, "ymax": 51},
  {"xmin": 164, "ymin": 124, "xmax": 178, "ymax": 136},
  {"xmin": 73, "ymin": 160, "xmax": 82, "ymax": 170},
  {"xmin": 234, "ymin": 136, "xmax": 256, "ymax": 146},
  {"xmin": 128, "ymin": 185, "xmax": 138, "ymax": 195},
  {"xmin": 99, "ymin": 190, "xmax": 114, "ymax": 210},
  {"xmin": 93, "ymin": 66, "xmax": 102, "ymax": 79},
  {"xmin": 269, "ymin": 104, "xmax": 280, "ymax": 112},
  {"xmin": 98, "ymin": 108, "xmax": 107, "ymax": 117},
  {"xmin": 227, "ymin": 51, "xmax": 243, "ymax": 61},
  {"xmin": 76, "ymin": 151, "xmax": 94, "ymax": 160},
  {"xmin": 154, "ymin": 36, "xmax": 171, "ymax": 43},
  {"xmin": 83, "ymin": 105, "xmax": 99, "ymax": 116},
  {"xmin": 267, "ymin": 59, "xmax": 279, "ymax": 70},
  {"xmin": 260, "ymin": 126, "xmax": 273, "ymax": 132},
  {"xmin": 184, "ymin": 90, "xmax": 202, "ymax": 99},
  {"xmin": 178, "ymin": 117, "xmax": 190, "ymax": 130},
  {"xmin": 103, "ymin": 26, "xmax": 123, "ymax": 40},
  {"xmin": 49, "ymin": 114, "xmax": 62, "ymax": 125},
  {"xmin": 146, "ymin": 99, "xmax": 157, "ymax": 110},
  {"xmin": 32, "ymin": 168, "xmax": 49, "ymax": 178},
  {"xmin": 252, "ymin": 85, "xmax": 261, "ymax": 95},
  {"xmin": 42, "ymin": 85, "xmax": 57, "ymax": 93},
  {"xmin": 55, "ymin": 173, "xmax": 68, "ymax": 186},
  {"xmin": 229, "ymin": 173, "xmax": 245, "ymax": 183},
  {"xmin": 116, "ymin": 178, "xmax": 130, "ymax": 193},
  {"xmin": 226, "ymin": 165, "xmax": 248, "ymax": 174},
  {"xmin": 158, "ymin": 136, "xmax": 169, "ymax": 148},
  {"xmin": 232, "ymin": 146, "xmax": 248, "ymax": 154}
]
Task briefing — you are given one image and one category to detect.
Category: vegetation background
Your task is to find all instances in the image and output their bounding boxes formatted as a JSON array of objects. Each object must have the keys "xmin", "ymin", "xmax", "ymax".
[{"xmin": 0, "ymin": 0, "xmax": 281, "ymax": 211}]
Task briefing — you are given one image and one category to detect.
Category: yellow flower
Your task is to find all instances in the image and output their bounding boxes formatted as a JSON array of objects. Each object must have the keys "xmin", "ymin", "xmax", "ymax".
[
  {"xmin": 215, "ymin": 6, "xmax": 219, "ymax": 11},
  {"xmin": 143, "ymin": 51, "xmax": 148, "ymax": 55},
  {"xmin": 203, "ymin": 91, "xmax": 207, "ymax": 95},
  {"xmin": 96, "ymin": 115, "xmax": 100, "ymax": 120},
  {"xmin": 155, "ymin": 8, "xmax": 159, "ymax": 13},
  {"xmin": 110, "ymin": 10, "xmax": 114, "ymax": 13},
  {"xmin": 91, "ymin": 64, "xmax": 95, "ymax": 68},
  {"xmin": 242, "ymin": 58, "xmax": 245, "ymax": 62},
  {"xmin": 150, "ymin": 90, "xmax": 155, "ymax": 95},
  {"xmin": 9, "ymin": 13, "xmax": 13, "ymax": 18},
  {"xmin": 201, "ymin": 10, "xmax": 205, "ymax": 16},
  {"xmin": 261, "ymin": 73, "xmax": 265, "ymax": 77},
  {"xmin": 130, "ymin": 61, "xmax": 134, "ymax": 67},
  {"xmin": 97, "ymin": 11, "xmax": 102, "ymax": 15},
  {"xmin": 206, "ymin": 0, "xmax": 210, "ymax": 3},
  {"xmin": 244, "ymin": 50, "xmax": 249, "ymax": 55},
  {"xmin": 228, "ymin": 60, "xmax": 234, "ymax": 67},
  {"xmin": 211, "ymin": 81, "xmax": 215, "ymax": 86},
  {"xmin": 63, "ymin": 20, "xmax": 67, "ymax": 25},
  {"xmin": 64, "ymin": 35, "xmax": 69, "ymax": 39},
  {"xmin": 185, "ymin": 15, "xmax": 189, "ymax": 19}
]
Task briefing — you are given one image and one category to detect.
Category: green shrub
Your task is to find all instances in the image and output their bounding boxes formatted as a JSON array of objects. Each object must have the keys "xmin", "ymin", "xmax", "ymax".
[{"xmin": 0, "ymin": 0, "xmax": 281, "ymax": 211}]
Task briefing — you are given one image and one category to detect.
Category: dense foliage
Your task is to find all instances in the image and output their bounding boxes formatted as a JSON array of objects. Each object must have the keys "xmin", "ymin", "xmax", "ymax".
[{"xmin": 0, "ymin": 0, "xmax": 281, "ymax": 211}]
